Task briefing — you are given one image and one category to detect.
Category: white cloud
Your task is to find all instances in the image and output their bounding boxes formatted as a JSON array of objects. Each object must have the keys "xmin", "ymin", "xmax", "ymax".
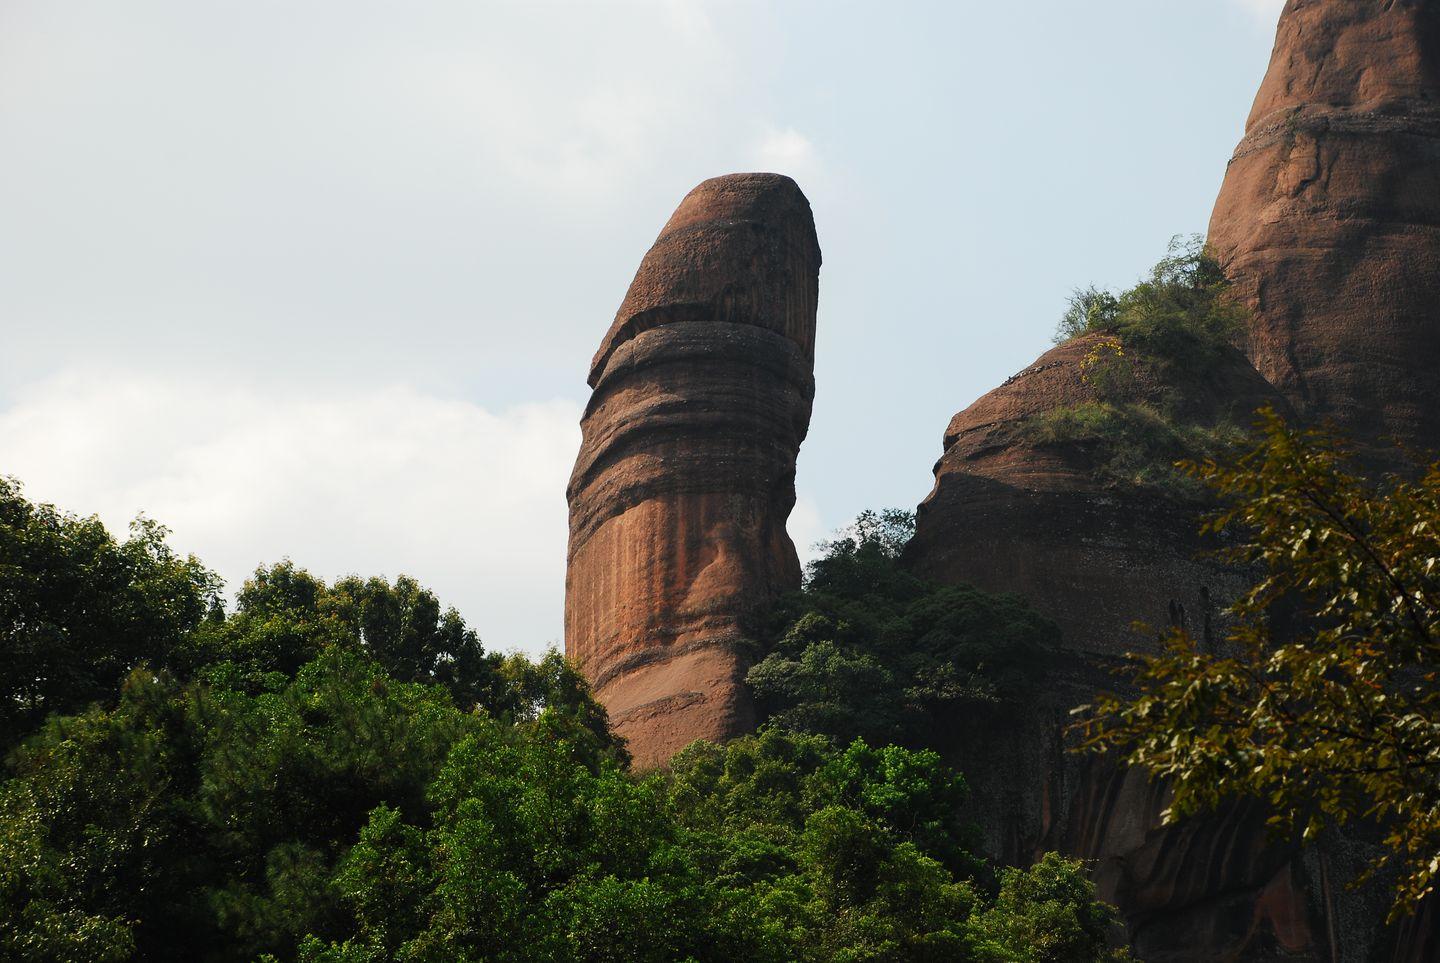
[
  {"xmin": 0, "ymin": 369, "xmax": 582, "ymax": 655},
  {"xmin": 1232, "ymin": 0, "xmax": 1285, "ymax": 27},
  {"xmin": 751, "ymin": 126, "xmax": 830, "ymax": 201},
  {"xmin": 787, "ymin": 493, "xmax": 827, "ymax": 569},
  {"xmin": 754, "ymin": 127, "xmax": 818, "ymax": 173}
]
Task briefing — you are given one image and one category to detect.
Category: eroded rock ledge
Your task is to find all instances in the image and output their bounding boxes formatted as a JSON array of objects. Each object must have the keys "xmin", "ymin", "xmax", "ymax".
[{"xmin": 565, "ymin": 173, "xmax": 820, "ymax": 768}]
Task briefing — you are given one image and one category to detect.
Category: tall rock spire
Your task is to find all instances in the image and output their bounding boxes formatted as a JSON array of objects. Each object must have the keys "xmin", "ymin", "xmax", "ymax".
[
  {"xmin": 1209, "ymin": 0, "xmax": 1440, "ymax": 455},
  {"xmin": 565, "ymin": 173, "xmax": 820, "ymax": 767}
]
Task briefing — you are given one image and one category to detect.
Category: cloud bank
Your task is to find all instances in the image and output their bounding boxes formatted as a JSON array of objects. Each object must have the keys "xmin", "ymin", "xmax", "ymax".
[
  {"xmin": 0, "ymin": 369, "xmax": 833, "ymax": 655},
  {"xmin": 0, "ymin": 370, "xmax": 581, "ymax": 653}
]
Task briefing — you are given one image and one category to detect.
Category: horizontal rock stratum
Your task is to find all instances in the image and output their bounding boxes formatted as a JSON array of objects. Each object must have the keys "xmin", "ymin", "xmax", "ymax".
[
  {"xmin": 565, "ymin": 173, "xmax": 820, "ymax": 768},
  {"xmin": 1209, "ymin": 0, "xmax": 1440, "ymax": 458}
]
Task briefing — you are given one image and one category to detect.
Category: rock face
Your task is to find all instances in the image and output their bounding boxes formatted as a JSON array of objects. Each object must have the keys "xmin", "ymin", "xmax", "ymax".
[
  {"xmin": 565, "ymin": 173, "xmax": 820, "ymax": 768},
  {"xmin": 905, "ymin": 333, "xmax": 1282, "ymax": 663},
  {"xmin": 901, "ymin": 2, "xmax": 1440, "ymax": 952},
  {"xmin": 900, "ymin": 335, "xmax": 1396, "ymax": 959},
  {"xmin": 901, "ymin": 3, "xmax": 1440, "ymax": 957},
  {"xmin": 1209, "ymin": 0, "xmax": 1440, "ymax": 457}
]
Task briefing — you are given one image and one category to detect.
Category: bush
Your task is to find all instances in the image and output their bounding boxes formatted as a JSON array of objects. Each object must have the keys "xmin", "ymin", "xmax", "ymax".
[
  {"xmin": 748, "ymin": 512, "xmax": 1059, "ymax": 748},
  {"xmin": 1028, "ymin": 402, "xmax": 1248, "ymax": 500},
  {"xmin": 1054, "ymin": 236, "xmax": 1244, "ymax": 371}
]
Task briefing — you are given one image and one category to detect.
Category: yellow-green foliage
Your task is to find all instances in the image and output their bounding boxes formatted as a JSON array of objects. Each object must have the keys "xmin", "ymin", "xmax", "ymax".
[
  {"xmin": 1054, "ymin": 236, "xmax": 1245, "ymax": 371},
  {"xmin": 1028, "ymin": 402, "xmax": 1247, "ymax": 500},
  {"xmin": 1035, "ymin": 237, "xmax": 1255, "ymax": 498},
  {"xmin": 1081, "ymin": 410, "xmax": 1440, "ymax": 920}
]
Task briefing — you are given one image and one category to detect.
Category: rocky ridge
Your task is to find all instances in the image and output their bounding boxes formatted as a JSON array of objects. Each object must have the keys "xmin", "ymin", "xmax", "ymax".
[{"xmin": 901, "ymin": 1, "xmax": 1440, "ymax": 957}]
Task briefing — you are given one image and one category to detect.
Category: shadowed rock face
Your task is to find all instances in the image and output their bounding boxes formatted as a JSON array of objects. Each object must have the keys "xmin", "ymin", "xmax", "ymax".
[
  {"xmin": 1209, "ymin": 0, "xmax": 1440, "ymax": 457},
  {"xmin": 565, "ymin": 173, "xmax": 820, "ymax": 768},
  {"xmin": 906, "ymin": 333, "xmax": 1284, "ymax": 661},
  {"xmin": 902, "ymin": 336, "xmax": 1376, "ymax": 959}
]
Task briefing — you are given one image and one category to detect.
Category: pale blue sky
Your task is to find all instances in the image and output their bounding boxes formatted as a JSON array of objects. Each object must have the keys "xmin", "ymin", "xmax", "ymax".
[{"xmin": 0, "ymin": 0, "xmax": 1284, "ymax": 652}]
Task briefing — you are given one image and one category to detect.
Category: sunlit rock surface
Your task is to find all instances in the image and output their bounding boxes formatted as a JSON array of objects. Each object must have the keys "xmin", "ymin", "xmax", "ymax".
[
  {"xmin": 565, "ymin": 173, "xmax": 820, "ymax": 768},
  {"xmin": 1209, "ymin": 0, "xmax": 1440, "ymax": 461}
]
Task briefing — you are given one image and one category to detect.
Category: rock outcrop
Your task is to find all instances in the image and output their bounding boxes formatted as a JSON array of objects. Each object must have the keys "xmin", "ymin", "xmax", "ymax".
[
  {"xmin": 565, "ymin": 173, "xmax": 820, "ymax": 768},
  {"xmin": 1209, "ymin": 0, "xmax": 1440, "ymax": 458},
  {"xmin": 900, "ymin": 332, "xmax": 1389, "ymax": 959},
  {"xmin": 902, "ymin": 2, "xmax": 1440, "ymax": 955},
  {"xmin": 904, "ymin": 333, "xmax": 1283, "ymax": 663},
  {"xmin": 560, "ymin": 2, "xmax": 1440, "ymax": 955}
]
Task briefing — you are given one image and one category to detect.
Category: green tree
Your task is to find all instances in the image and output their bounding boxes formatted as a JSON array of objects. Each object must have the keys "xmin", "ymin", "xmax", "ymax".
[
  {"xmin": 0, "ymin": 477, "xmax": 219, "ymax": 750},
  {"xmin": 2, "ymin": 662, "xmax": 1123, "ymax": 961},
  {"xmin": 968, "ymin": 854, "xmax": 1126, "ymax": 963},
  {"xmin": 749, "ymin": 511, "xmax": 1058, "ymax": 747},
  {"xmin": 0, "ymin": 643, "xmax": 624, "ymax": 961},
  {"xmin": 1052, "ymin": 235, "xmax": 1244, "ymax": 368},
  {"xmin": 181, "ymin": 562, "xmax": 501, "ymax": 709},
  {"xmin": 666, "ymin": 730, "xmax": 1123, "ymax": 962},
  {"xmin": 1081, "ymin": 409, "xmax": 1440, "ymax": 918}
]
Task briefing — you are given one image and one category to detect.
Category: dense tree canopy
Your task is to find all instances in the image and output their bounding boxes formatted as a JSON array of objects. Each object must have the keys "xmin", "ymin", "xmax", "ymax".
[
  {"xmin": 747, "ymin": 510, "xmax": 1059, "ymax": 748},
  {"xmin": 0, "ymin": 483, "xmax": 1124, "ymax": 960},
  {"xmin": 2, "ymin": 652, "xmax": 1121, "ymax": 962},
  {"xmin": 0, "ymin": 648, "xmax": 620, "ymax": 961},
  {"xmin": 1082, "ymin": 409, "xmax": 1440, "ymax": 919},
  {"xmin": 0, "ymin": 477, "xmax": 219, "ymax": 749}
]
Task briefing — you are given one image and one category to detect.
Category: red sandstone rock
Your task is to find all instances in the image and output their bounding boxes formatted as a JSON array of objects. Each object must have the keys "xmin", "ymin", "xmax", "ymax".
[
  {"xmin": 565, "ymin": 173, "xmax": 820, "ymax": 768},
  {"xmin": 905, "ymin": 333, "xmax": 1284, "ymax": 660},
  {"xmin": 1209, "ymin": 0, "xmax": 1440, "ymax": 457},
  {"xmin": 900, "ymin": 332, "xmax": 1359, "ymax": 957},
  {"xmin": 904, "ymin": 4, "xmax": 1440, "ymax": 951}
]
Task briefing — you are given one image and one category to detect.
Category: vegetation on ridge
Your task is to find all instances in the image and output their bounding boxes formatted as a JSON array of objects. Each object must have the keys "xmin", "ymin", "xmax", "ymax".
[
  {"xmin": 1028, "ymin": 401, "xmax": 1249, "ymax": 500},
  {"xmin": 1052, "ymin": 235, "xmax": 1244, "ymax": 363},
  {"xmin": 1029, "ymin": 237, "xmax": 1253, "ymax": 499}
]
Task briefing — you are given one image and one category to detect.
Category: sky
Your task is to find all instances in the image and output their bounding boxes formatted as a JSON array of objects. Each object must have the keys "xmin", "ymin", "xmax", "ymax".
[{"xmin": 0, "ymin": 0, "xmax": 1286, "ymax": 655}]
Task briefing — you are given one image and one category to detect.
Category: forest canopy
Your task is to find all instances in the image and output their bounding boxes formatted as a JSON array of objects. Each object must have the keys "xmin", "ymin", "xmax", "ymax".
[{"xmin": 0, "ymin": 479, "xmax": 1124, "ymax": 962}]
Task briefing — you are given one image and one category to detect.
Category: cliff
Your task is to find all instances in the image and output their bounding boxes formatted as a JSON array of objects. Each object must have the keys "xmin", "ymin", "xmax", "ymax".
[
  {"xmin": 902, "ymin": 330, "xmax": 1338, "ymax": 959},
  {"xmin": 1209, "ymin": 0, "xmax": 1440, "ymax": 458},
  {"xmin": 905, "ymin": 332, "xmax": 1282, "ymax": 662},
  {"xmin": 565, "ymin": 173, "xmax": 821, "ymax": 768},
  {"xmin": 899, "ymin": 0, "xmax": 1440, "ymax": 956}
]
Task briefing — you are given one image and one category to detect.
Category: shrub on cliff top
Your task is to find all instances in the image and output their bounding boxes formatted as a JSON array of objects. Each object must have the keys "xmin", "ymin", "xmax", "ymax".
[
  {"xmin": 1028, "ymin": 402, "xmax": 1248, "ymax": 501},
  {"xmin": 1053, "ymin": 235, "xmax": 1244, "ymax": 370}
]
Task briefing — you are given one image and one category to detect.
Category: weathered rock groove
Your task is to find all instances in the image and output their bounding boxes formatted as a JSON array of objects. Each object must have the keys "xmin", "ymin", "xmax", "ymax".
[{"xmin": 565, "ymin": 173, "xmax": 820, "ymax": 768}]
